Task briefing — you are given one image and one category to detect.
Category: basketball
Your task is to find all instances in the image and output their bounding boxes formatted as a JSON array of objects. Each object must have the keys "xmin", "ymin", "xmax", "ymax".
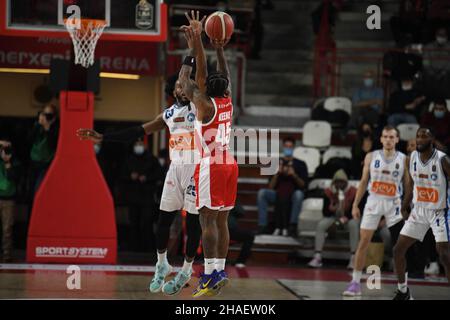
[{"xmin": 204, "ymin": 11, "xmax": 234, "ymax": 42}]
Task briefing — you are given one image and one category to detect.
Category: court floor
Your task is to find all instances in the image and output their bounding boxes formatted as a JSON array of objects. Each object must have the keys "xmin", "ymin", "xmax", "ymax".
[{"xmin": 0, "ymin": 264, "xmax": 448, "ymax": 300}]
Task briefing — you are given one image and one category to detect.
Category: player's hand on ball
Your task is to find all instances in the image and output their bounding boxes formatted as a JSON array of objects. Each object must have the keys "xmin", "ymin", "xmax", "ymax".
[
  {"xmin": 211, "ymin": 38, "xmax": 229, "ymax": 49},
  {"xmin": 352, "ymin": 206, "xmax": 361, "ymax": 220},
  {"xmin": 77, "ymin": 128, "xmax": 103, "ymax": 143}
]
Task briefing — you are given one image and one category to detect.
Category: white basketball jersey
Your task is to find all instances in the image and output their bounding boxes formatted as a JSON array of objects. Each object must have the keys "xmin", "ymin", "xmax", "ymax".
[
  {"xmin": 410, "ymin": 149, "xmax": 448, "ymax": 210},
  {"xmin": 162, "ymin": 102, "xmax": 199, "ymax": 164},
  {"xmin": 368, "ymin": 150, "xmax": 405, "ymax": 200}
]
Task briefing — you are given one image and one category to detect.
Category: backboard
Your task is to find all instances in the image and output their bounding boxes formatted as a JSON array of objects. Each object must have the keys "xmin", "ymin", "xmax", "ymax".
[{"xmin": 0, "ymin": 0, "xmax": 167, "ymax": 41}]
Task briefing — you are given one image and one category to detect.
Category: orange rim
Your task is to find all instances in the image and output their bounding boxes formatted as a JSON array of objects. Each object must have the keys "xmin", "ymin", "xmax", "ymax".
[{"xmin": 64, "ymin": 18, "xmax": 107, "ymax": 31}]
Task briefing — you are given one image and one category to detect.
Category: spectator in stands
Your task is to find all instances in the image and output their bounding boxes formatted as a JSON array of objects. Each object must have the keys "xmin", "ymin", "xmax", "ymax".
[
  {"xmin": 308, "ymin": 169, "xmax": 358, "ymax": 268},
  {"xmin": 351, "ymin": 70, "xmax": 384, "ymax": 127},
  {"xmin": 120, "ymin": 138, "xmax": 164, "ymax": 252},
  {"xmin": 387, "ymin": 76, "xmax": 426, "ymax": 126},
  {"xmin": 0, "ymin": 140, "xmax": 20, "ymax": 263},
  {"xmin": 228, "ymin": 201, "xmax": 255, "ymax": 268},
  {"xmin": 257, "ymin": 137, "xmax": 308, "ymax": 237},
  {"xmin": 28, "ymin": 104, "xmax": 59, "ymax": 199},
  {"xmin": 420, "ymin": 98, "xmax": 450, "ymax": 153},
  {"xmin": 351, "ymin": 122, "xmax": 376, "ymax": 179},
  {"xmin": 423, "ymin": 27, "xmax": 450, "ymax": 98},
  {"xmin": 93, "ymin": 141, "xmax": 115, "ymax": 191}
]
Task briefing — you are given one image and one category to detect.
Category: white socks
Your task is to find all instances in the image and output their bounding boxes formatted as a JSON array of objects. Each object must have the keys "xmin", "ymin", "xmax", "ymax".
[
  {"xmin": 204, "ymin": 258, "xmax": 215, "ymax": 275},
  {"xmin": 398, "ymin": 273, "xmax": 408, "ymax": 293},
  {"xmin": 215, "ymin": 258, "xmax": 226, "ymax": 272},
  {"xmin": 352, "ymin": 270, "xmax": 362, "ymax": 283},
  {"xmin": 182, "ymin": 260, "xmax": 193, "ymax": 274},
  {"xmin": 157, "ymin": 251, "xmax": 168, "ymax": 265},
  {"xmin": 204, "ymin": 258, "xmax": 226, "ymax": 274}
]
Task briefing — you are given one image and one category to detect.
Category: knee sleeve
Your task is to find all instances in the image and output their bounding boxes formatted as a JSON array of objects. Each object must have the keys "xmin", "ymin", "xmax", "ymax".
[
  {"xmin": 185, "ymin": 214, "xmax": 202, "ymax": 259},
  {"xmin": 156, "ymin": 211, "xmax": 176, "ymax": 251}
]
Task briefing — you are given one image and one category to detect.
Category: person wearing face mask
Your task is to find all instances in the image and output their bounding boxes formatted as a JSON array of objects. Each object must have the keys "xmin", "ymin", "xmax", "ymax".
[
  {"xmin": 120, "ymin": 138, "xmax": 164, "ymax": 253},
  {"xmin": 387, "ymin": 76, "xmax": 426, "ymax": 127},
  {"xmin": 351, "ymin": 70, "xmax": 384, "ymax": 127},
  {"xmin": 420, "ymin": 98, "xmax": 450, "ymax": 153},
  {"xmin": 423, "ymin": 27, "xmax": 450, "ymax": 98},
  {"xmin": 257, "ymin": 137, "xmax": 308, "ymax": 236},
  {"xmin": 308, "ymin": 169, "xmax": 358, "ymax": 269}
]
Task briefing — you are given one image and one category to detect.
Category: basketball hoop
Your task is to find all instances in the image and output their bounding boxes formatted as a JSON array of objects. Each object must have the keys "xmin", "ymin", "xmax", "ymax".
[{"xmin": 64, "ymin": 18, "xmax": 106, "ymax": 68}]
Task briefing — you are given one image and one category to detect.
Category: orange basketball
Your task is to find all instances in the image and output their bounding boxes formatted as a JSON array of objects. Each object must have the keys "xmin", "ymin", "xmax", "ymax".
[{"xmin": 204, "ymin": 11, "xmax": 234, "ymax": 42}]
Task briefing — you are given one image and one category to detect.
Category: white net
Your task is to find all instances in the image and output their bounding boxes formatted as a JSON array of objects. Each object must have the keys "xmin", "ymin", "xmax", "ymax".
[{"xmin": 65, "ymin": 19, "xmax": 106, "ymax": 68}]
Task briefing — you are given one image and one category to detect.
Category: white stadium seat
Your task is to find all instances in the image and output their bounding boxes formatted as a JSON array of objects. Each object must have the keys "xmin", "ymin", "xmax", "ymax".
[
  {"xmin": 308, "ymin": 179, "xmax": 332, "ymax": 190},
  {"xmin": 428, "ymin": 100, "xmax": 450, "ymax": 112},
  {"xmin": 293, "ymin": 146, "xmax": 321, "ymax": 176},
  {"xmin": 302, "ymin": 120, "xmax": 332, "ymax": 148},
  {"xmin": 324, "ymin": 96, "xmax": 352, "ymax": 115},
  {"xmin": 397, "ymin": 123, "xmax": 420, "ymax": 141},
  {"xmin": 298, "ymin": 198, "xmax": 324, "ymax": 237},
  {"xmin": 322, "ymin": 146, "xmax": 352, "ymax": 164}
]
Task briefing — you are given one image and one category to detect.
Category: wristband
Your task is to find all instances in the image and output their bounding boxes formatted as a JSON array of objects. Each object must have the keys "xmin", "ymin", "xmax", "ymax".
[{"xmin": 183, "ymin": 56, "xmax": 195, "ymax": 67}]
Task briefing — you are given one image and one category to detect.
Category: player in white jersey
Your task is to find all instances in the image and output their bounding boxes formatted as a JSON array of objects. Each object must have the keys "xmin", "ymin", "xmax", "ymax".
[
  {"xmin": 393, "ymin": 127, "xmax": 450, "ymax": 300},
  {"xmin": 77, "ymin": 78, "xmax": 202, "ymax": 296},
  {"xmin": 343, "ymin": 126, "xmax": 408, "ymax": 296}
]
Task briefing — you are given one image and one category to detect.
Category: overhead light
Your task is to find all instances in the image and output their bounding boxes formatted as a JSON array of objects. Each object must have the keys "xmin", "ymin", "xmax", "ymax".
[
  {"xmin": 0, "ymin": 68, "xmax": 50, "ymax": 74},
  {"xmin": 0, "ymin": 68, "xmax": 140, "ymax": 80},
  {"xmin": 100, "ymin": 72, "xmax": 140, "ymax": 80}
]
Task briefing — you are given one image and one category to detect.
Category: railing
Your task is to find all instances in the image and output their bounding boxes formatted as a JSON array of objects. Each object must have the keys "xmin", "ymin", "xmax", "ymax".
[{"xmin": 313, "ymin": 0, "xmax": 336, "ymax": 98}]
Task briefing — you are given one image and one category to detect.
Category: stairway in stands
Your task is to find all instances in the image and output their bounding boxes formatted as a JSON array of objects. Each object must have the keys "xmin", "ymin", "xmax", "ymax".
[
  {"xmin": 334, "ymin": 0, "xmax": 398, "ymax": 97},
  {"xmin": 237, "ymin": 0, "xmax": 318, "ymax": 128}
]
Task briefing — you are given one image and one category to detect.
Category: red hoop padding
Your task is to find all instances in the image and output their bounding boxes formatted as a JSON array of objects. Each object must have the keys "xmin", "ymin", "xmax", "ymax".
[{"xmin": 27, "ymin": 91, "xmax": 117, "ymax": 264}]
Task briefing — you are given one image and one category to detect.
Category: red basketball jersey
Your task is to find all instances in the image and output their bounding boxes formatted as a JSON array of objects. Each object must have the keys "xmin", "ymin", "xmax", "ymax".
[{"xmin": 195, "ymin": 96, "xmax": 233, "ymax": 161}]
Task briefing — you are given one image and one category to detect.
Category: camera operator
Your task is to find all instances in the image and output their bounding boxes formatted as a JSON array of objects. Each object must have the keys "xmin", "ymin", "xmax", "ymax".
[{"xmin": 0, "ymin": 140, "xmax": 20, "ymax": 262}]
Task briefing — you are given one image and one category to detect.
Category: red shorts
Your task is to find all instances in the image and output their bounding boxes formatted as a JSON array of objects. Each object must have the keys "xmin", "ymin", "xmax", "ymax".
[{"xmin": 194, "ymin": 156, "xmax": 238, "ymax": 211}]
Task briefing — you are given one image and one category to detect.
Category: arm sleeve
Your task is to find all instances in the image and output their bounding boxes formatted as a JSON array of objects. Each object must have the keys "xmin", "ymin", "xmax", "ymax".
[{"xmin": 102, "ymin": 126, "xmax": 145, "ymax": 143}]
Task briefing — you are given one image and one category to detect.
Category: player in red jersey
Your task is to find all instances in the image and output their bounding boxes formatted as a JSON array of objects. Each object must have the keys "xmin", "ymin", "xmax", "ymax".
[{"xmin": 178, "ymin": 11, "xmax": 238, "ymax": 297}]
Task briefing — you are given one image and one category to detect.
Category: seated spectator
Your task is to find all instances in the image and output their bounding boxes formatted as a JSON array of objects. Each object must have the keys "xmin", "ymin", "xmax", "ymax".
[
  {"xmin": 420, "ymin": 98, "xmax": 450, "ymax": 152},
  {"xmin": 257, "ymin": 137, "xmax": 308, "ymax": 236},
  {"xmin": 351, "ymin": 122, "xmax": 377, "ymax": 179},
  {"xmin": 387, "ymin": 76, "xmax": 426, "ymax": 126},
  {"xmin": 0, "ymin": 140, "xmax": 20, "ymax": 263},
  {"xmin": 308, "ymin": 169, "xmax": 358, "ymax": 269},
  {"xmin": 351, "ymin": 70, "xmax": 384, "ymax": 128},
  {"xmin": 120, "ymin": 138, "xmax": 164, "ymax": 252},
  {"xmin": 228, "ymin": 201, "xmax": 255, "ymax": 268},
  {"xmin": 28, "ymin": 104, "xmax": 59, "ymax": 199},
  {"xmin": 423, "ymin": 27, "xmax": 450, "ymax": 98}
]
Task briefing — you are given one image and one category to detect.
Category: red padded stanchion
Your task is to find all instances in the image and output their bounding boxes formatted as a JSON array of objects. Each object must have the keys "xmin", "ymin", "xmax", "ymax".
[{"xmin": 26, "ymin": 91, "xmax": 117, "ymax": 264}]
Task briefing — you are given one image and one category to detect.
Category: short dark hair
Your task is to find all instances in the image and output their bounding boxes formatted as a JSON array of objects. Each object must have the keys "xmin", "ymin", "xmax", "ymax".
[
  {"xmin": 417, "ymin": 126, "xmax": 435, "ymax": 137},
  {"xmin": 433, "ymin": 97, "xmax": 447, "ymax": 107},
  {"xmin": 382, "ymin": 125, "xmax": 399, "ymax": 137},
  {"xmin": 283, "ymin": 136, "xmax": 296, "ymax": 145}
]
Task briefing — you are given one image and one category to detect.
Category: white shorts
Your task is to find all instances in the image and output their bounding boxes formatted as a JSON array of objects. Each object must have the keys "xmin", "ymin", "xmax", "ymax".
[
  {"xmin": 160, "ymin": 163, "xmax": 198, "ymax": 214},
  {"xmin": 400, "ymin": 206, "xmax": 450, "ymax": 242},
  {"xmin": 360, "ymin": 196, "xmax": 403, "ymax": 230}
]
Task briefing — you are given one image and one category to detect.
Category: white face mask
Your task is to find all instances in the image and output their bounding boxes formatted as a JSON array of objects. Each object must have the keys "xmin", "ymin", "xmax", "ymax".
[
  {"xmin": 401, "ymin": 83, "xmax": 413, "ymax": 91},
  {"xmin": 134, "ymin": 145, "xmax": 145, "ymax": 155},
  {"xmin": 436, "ymin": 36, "xmax": 447, "ymax": 45},
  {"xmin": 94, "ymin": 144, "xmax": 101, "ymax": 154}
]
